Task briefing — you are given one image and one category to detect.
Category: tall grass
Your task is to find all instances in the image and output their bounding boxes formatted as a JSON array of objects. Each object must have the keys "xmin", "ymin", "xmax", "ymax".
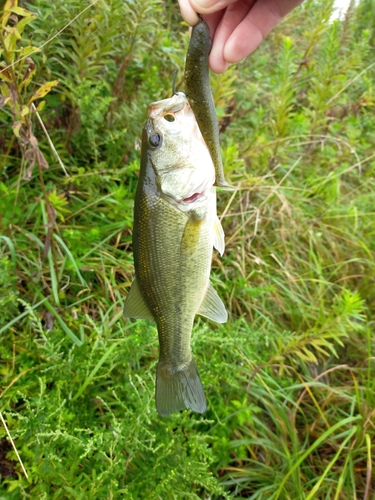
[{"xmin": 0, "ymin": 0, "xmax": 374, "ymax": 498}]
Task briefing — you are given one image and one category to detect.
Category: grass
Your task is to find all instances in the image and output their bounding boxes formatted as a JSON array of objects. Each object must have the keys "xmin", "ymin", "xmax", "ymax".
[{"xmin": 1, "ymin": 0, "xmax": 375, "ymax": 498}]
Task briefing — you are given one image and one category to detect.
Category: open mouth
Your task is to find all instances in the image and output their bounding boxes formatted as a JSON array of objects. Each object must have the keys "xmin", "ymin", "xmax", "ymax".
[{"xmin": 148, "ymin": 93, "xmax": 187, "ymax": 119}]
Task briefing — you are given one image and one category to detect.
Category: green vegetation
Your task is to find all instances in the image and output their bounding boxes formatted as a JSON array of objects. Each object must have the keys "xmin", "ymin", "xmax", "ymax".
[{"xmin": 1, "ymin": 0, "xmax": 374, "ymax": 497}]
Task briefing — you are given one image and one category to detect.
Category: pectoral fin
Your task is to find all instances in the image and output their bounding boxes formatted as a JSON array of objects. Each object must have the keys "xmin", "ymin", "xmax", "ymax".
[
  {"xmin": 198, "ymin": 282, "xmax": 228, "ymax": 323},
  {"xmin": 123, "ymin": 279, "xmax": 154, "ymax": 321},
  {"xmin": 213, "ymin": 216, "xmax": 225, "ymax": 256}
]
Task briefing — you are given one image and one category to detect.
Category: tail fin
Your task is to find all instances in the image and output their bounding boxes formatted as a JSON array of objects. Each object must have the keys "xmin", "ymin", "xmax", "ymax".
[{"xmin": 156, "ymin": 357, "xmax": 207, "ymax": 417}]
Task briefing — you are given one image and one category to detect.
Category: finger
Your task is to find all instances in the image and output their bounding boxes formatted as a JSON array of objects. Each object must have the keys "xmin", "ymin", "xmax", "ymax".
[
  {"xmin": 224, "ymin": 0, "xmax": 304, "ymax": 63},
  {"xmin": 209, "ymin": 57, "xmax": 230, "ymax": 74},
  {"xmin": 208, "ymin": 0, "xmax": 256, "ymax": 73},
  {"xmin": 202, "ymin": 10, "xmax": 226, "ymax": 39},
  {"xmin": 178, "ymin": 0, "xmax": 200, "ymax": 25},
  {"xmin": 190, "ymin": 0, "xmax": 238, "ymax": 14}
]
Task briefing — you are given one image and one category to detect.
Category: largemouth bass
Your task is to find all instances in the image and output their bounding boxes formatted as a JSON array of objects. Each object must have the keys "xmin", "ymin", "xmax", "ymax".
[
  {"xmin": 184, "ymin": 17, "xmax": 235, "ymax": 190},
  {"xmin": 124, "ymin": 92, "xmax": 227, "ymax": 416}
]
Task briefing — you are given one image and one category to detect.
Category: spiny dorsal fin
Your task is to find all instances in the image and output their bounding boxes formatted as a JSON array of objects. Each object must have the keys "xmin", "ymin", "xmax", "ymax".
[
  {"xmin": 198, "ymin": 282, "xmax": 227, "ymax": 323},
  {"xmin": 123, "ymin": 278, "xmax": 154, "ymax": 321}
]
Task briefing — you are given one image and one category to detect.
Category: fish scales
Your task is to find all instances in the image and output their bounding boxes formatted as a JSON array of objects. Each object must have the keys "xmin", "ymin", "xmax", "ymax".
[
  {"xmin": 135, "ymin": 172, "xmax": 213, "ymax": 361},
  {"xmin": 124, "ymin": 93, "xmax": 227, "ymax": 416}
]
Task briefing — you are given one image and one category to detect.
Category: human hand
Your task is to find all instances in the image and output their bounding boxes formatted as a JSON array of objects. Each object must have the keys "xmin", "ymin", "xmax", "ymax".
[{"xmin": 178, "ymin": 0, "xmax": 304, "ymax": 73}]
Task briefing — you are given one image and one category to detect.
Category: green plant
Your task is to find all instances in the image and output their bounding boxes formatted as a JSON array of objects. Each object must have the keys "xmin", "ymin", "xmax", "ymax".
[{"xmin": 1, "ymin": 0, "xmax": 374, "ymax": 498}]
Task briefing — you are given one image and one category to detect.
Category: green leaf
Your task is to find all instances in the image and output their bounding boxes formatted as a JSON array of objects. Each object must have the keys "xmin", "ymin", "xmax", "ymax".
[
  {"xmin": 1, "ymin": 0, "xmax": 17, "ymax": 26},
  {"xmin": 3, "ymin": 26, "xmax": 21, "ymax": 40},
  {"xmin": 20, "ymin": 105, "xmax": 29, "ymax": 116},
  {"xmin": 8, "ymin": 6, "xmax": 34, "ymax": 17},
  {"xmin": 12, "ymin": 120, "xmax": 22, "ymax": 137},
  {"xmin": 28, "ymin": 80, "xmax": 59, "ymax": 104},
  {"xmin": 16, "ymin": 14, "xmax": 38, "ymax": 35}
]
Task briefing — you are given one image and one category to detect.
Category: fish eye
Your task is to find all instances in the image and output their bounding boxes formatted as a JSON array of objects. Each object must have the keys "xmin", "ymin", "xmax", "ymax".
[
  {"xmin": 149, "ymin": 133, "xmax": 161, "ymax": 148},
  {"xmin": 164, "ymin": 114, "xmax": 175, "ymax": 122}
]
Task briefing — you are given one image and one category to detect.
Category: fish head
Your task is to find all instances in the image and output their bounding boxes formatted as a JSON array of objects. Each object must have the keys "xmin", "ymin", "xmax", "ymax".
[{"xmin": 143, "ymin": 92, "xmax": 215, "ymax": 215}]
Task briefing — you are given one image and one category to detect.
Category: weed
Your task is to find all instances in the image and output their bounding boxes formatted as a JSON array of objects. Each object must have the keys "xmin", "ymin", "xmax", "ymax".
[{"xmin": 1, "ymin": 0, "xmax": 374, "ymax": 498}]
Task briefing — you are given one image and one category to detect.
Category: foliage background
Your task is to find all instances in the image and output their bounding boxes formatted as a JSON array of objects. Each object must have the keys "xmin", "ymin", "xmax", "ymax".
[{"xmin": 0, "ymin": 0, "xmax": 375, "ymax": 498}]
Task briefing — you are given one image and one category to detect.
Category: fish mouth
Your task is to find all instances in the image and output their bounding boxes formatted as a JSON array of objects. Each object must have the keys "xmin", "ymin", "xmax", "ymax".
[{"xmin": 148, "ymin": 92, "xmax": 188, "ymax": 119}]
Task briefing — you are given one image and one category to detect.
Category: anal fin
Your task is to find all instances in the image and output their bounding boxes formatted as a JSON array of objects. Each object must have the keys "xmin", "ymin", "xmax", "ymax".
[{"xmin": 198, "ymin": 282, "xmax": 227, "ymax": 324}]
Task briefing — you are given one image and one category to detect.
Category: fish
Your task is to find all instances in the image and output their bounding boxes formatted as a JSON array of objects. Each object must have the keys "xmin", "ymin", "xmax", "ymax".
[
  {"xmin": 124, "ymin": 92, "xmax": 227, "ymax": 416},
  {"xmin": 184, "ymin": 16, "xmax": 235, "ymax": 190}
]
